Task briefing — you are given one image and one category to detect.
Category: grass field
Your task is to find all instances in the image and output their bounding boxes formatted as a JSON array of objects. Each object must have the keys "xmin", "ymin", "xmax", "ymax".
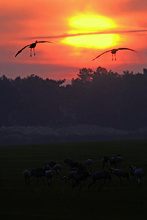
[{"xmin": 0, "ymin": 139, "xmax": 147, "ymax": 220}]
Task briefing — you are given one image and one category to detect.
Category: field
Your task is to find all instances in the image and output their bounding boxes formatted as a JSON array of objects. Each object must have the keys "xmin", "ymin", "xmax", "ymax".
[{"xmin": 0, "ymin": 139, "xmax": 147, "ymax": 220}]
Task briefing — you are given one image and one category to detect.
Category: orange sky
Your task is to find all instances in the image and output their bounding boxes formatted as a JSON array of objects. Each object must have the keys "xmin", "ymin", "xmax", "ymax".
[{"xmin": 0, "ymin": 0, "xmax": 147, "ymax": 83}]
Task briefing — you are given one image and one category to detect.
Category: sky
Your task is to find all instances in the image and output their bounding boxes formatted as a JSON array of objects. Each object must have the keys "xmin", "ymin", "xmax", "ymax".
[{"xmin": 1, "ymin": 0, "xmax": 147, "ymax": 84}]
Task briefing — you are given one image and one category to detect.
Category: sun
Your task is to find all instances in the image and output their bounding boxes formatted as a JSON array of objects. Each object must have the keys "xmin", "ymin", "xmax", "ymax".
[
  {"xmin": 63, "ymin": 34, "xmax": 117, "ymax": 49},
  {"xmin": 62, "ymin": 14, "xmax": 120, "ymax": 49},
  {"xmin": 69, "ymin": 14, "xmax": 115, "ymax": 29}
]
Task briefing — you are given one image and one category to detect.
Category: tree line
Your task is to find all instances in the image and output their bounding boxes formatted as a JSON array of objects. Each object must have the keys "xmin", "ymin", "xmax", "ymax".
[{"xmin": 0, "ymin": 66, "xmax": 147, "ymax": 130}]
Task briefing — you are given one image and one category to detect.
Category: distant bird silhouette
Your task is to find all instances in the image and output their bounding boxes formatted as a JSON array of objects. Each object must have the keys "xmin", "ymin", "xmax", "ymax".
[
  {"xmin": 15, "ymin": 40, "xmax": 52, "ymax": 57},
  {"xmin": 92, "ymin": 47, "xmax": 136, "ymax": 61}
]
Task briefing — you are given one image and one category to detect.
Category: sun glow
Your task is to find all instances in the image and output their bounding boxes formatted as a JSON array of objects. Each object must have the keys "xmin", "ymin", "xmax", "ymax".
[
  {"xmin": 70, "ymin": 15, "xmax": 115, "ymax": 29},
  {"xmin": 63, "ymin": 14, "xmax": 119, "ymax": 48},
  {"xmin": 63, "ymin": 34, "xmax": 118, "ymax": 48}
]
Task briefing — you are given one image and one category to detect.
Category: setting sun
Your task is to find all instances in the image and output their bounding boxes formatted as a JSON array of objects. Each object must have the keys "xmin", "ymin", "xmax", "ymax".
[
  {"xmin": 63, "ymin": 34, "xmax": 119, "ymax": 49},
  {"xmin": 62, "ymin": 14, "xmax": 119, "ymax": 48},
  {"xmin": 69, "ymin": 14, "xmax": 116, "ymax": 29}
]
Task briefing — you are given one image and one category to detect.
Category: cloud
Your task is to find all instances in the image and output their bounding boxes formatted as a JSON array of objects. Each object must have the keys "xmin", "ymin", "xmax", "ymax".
[{"xmin": 26, "ymin": 29, "xmax": 147, "ymax": 40}]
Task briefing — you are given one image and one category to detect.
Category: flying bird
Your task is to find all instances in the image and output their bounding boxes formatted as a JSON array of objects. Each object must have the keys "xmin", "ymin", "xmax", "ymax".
[
  {"xmin": 15, "ymin": 40, "xmax": 52, "ymax": 57},
  {"xmin": 92, "ymin": 47, "xmax": 136, "ymax": 61}
]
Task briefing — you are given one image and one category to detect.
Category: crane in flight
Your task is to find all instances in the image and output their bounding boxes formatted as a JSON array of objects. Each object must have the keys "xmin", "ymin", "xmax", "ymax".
[
  {"xmin": 15, "ymin": 40, "xmax": 52, "ymax": 57},
  {"xmin": 92, "ymin": 47, "xmax": 136, "ymax": 61}
]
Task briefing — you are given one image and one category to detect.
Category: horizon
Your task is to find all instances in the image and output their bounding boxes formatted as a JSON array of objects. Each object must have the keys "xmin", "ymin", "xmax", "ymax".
[{"xmin": 0, "ymin": 65, "xmax": 146, "ymax": 86}]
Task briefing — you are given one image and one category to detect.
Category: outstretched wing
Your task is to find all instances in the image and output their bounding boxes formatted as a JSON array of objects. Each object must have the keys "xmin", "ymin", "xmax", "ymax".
[
  {"xmin": 37, "ymin": 41, "xmax": 52, "ymax": 44},
  {"xmin": 117, "ymin": 47, "xmax": 136, "ymax": 52},
  {"xmin": 15, "ymin": 45, "xmax": 30, "ymax": 57},
  {"xmin": 92, "ymin": 49, "xmax": 112, "ymax": 61}
]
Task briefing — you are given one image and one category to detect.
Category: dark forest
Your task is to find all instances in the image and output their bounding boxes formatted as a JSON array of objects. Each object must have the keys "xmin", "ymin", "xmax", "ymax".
[{"xmin": 0, "ymin": 66, "xmax": 147, "ymax": 130}]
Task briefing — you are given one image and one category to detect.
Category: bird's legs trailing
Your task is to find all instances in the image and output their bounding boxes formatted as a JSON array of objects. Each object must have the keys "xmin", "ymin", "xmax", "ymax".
[
  {"xmin": 33, "ymin": 48, "xmax": 36, "ymax": 56},
  {"xmin": 30, "ymin": 48, "xmax": 32, "ymax": 57},
  {"xmin": 112, "ymin": 53, "xmax": 117, "ymax": 61},
  {"xmin": 30, "ymin": 48, "xmax": 35, "ymax": 57}
]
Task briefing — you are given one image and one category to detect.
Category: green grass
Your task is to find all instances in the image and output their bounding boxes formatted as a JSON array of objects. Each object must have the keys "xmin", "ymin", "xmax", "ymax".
[{"xmin": 0, "ymin": 139, "xmax": 147, "ymax": 220}]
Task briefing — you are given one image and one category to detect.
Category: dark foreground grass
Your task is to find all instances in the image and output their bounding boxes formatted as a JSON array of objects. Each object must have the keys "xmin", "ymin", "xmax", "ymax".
[{"xmin": 0, "ymin": 139, "xmax": 147, "ymax": 220}]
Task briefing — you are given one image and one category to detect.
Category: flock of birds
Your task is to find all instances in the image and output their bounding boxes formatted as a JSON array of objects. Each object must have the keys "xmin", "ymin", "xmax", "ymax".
[
  {"xmin": 18, "ymin": 40, "xmax": 142, "ymax": 190},
  {"xmin": 16, "ymin": 40, "xmax": 141, "ymax": 190},
  {"xmin": 23, "ymin": 155, "xmax": 144, "ymax": 190},
  {"xmin": 15, "ymin": 40, "xmax": 136, "ymax": 61}
]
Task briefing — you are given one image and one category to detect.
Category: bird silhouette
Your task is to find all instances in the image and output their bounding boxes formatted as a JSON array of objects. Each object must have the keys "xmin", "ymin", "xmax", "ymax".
[
  {"xmin": 92, "ymin": 47, "xmax": 136, "ymax": 61},
  {"xmin": 15, "ymin": 40, "xmax": 52, "ymax": 57}
]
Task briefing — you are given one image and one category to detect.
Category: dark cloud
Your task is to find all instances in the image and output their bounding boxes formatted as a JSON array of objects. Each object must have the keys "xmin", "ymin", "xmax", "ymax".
[{"xmin": 26, "ymin": 29, "xmax": 147, "ymax": 40}]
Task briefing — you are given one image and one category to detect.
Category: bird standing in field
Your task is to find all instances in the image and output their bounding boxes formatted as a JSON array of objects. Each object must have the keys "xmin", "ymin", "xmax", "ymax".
[
  {"xmin": 15, "ymin": 40, "xmax": 52, "ymax": 57},
  {"xmin": 92, "ymin": 47, "xmax": 136, "ymax": 61}
]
